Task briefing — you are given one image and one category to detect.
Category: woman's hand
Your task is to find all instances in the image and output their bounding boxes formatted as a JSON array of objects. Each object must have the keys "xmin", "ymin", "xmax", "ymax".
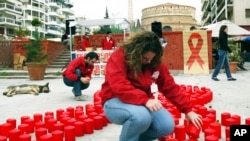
[
  {"xmin": 186, "ymin": 111, "xmax": 203, "ymax": 129},
  {"xmin": 145, "ymin": 99, "xmax": 162, "ymax": 112},
  {"xmin": 80, "ymin": 77, "xmax": 91, "ymax": 84}
]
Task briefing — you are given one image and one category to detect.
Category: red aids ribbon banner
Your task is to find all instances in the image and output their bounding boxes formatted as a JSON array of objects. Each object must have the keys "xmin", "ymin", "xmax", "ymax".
[{"xmin": 183, "ymin": 31, "xmax": 209, "ymax": 74}]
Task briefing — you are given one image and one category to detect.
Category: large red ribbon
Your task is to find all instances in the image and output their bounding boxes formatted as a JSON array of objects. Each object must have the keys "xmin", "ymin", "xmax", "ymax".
[{"xmin": 186, "ymin": 33, "xmax": 205, "ymax": 70}]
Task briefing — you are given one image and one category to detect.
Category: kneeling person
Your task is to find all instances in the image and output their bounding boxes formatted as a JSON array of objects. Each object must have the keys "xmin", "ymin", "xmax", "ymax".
[{"xmin": 63, "ymin": 52, "xmax": 99, "ymax": 101}]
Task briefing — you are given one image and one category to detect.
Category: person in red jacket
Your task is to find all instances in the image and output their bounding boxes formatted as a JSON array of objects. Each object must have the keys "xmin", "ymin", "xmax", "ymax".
[
  {"xmin": 63, "ymin": 52, "xmax": 99, "ymax": 101},
  {"xmin": 81, "ymin": 33, "xmax": 91, "ymax": 51},
  {"xmin": 101, "ymin": 31, "xmax": 116, "ymax": 50},
  {"xmin": 100, "ymin": 31, "xmax": 202, "ymax": 141}
]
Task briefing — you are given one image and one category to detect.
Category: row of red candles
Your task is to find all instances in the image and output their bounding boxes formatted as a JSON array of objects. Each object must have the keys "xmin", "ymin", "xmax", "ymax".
[
  {"xmin": 0, "ymin": 102, "xmax": 111, "ymax": 141},
  {"xmin": 157, "ymin": 85, "xmax": 250, "ymax": 141}
]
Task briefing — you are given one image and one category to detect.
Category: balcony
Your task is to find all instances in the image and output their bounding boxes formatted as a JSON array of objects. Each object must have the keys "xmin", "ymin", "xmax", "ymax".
[
  {"xmin": 0, "ymin": 17, "xmax": 21, "ymax": 27},
  {"xmin": 0, "ymin": 3, "xmax": 22, "ymax": 15},
  {"xmin": 48, "ymin": 11, "xmax": 59, "ymax": 17},
  {"xmin": 48, "ymin": 2, "xmax": 60, "ymax": 8},
  {"xmin": 61, "ymin": 8, "xmax": 74, "ymax": 15},
  {"xmin": 64, "ymin": 0, "xmax": 74, "ymax": 8}
]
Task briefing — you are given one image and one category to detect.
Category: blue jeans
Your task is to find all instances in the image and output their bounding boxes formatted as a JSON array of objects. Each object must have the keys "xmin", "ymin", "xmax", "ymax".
[
  {"xmin": 63, "ymin": 69, "xmax": 89, "ymax": 96},
  {"xmin": 212, "ymin": 49, "xmax": 232, "ymax": 78},
  {"xmin": 103, "ymin": 98, "xmax": 175, "ymax": 141}
]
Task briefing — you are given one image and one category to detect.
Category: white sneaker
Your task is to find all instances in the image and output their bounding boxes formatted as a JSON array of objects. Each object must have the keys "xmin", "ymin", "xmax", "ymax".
[{"xmin": 74, "ymin": 95, "xmax": 88, "ymax": 101}]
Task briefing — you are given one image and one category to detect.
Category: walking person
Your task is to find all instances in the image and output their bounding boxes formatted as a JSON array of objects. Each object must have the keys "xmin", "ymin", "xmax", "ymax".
[
  {"xmin": 100, "ymin": 31, "xmax": 202, "ymax": 141},
  {"xmin": 62, "ymin": 52, "xmax": 99, "ymax": 101},
  {"xmin": 211, "ymin": 25, "xmax": 237, "ymax": 81}
]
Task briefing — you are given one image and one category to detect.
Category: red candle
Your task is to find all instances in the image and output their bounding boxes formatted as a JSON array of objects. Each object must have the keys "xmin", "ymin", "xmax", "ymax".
[
  {"xmin": 64, "ymin": 126, "xmax": 75, "ymax": 141},
  {"xmin": 33, "ymin": 113, "xmax": 43, "ymax": 123},
  {"xmin": 0, "ymin": 136, "xmax": 7, "ymax": 141},
  {"xmin": 8, "ymin": 129, "xmax": 20, "ymax": 141},
  {"xmin": 20, "ymin": 116, "xmax": 30, "ymax": 124},
  {"xmin": 245, "ymin": 117, "xmax": 250, "ymax": 125},
  {"xmin": 93, "ymin": 116, "xmax": 103, "ymax": 130},
  {"xmin": 53, "ymin": 122, "xmax": 64, "ymax": 131},
  {"xmin": 206, "ymin": 114, "xmax": 216, "ymax": 123},
  {"xmin": 84, "ymin": 118, "xmax": 94, "ymax": 134},
  {"xmin": 45, "ymin": 111, "xmax": 54, "ymax": 117},
  {"xmin": 221, "ymin": 112, "xmax": 231, "ymax": 126},
  {"xmin": 35, "ymin": 128, "xmax": 47, "ymax": 140},
  {"xmin": 18, "ymin": 134, "xmax": 31, "ymax": 141},
  {"xmin": 35, "ymin": 121, "xmax": 46, "ymax": 130},
  {"xmin": 75, "ymin": 105, "xmax": 84, "ymax": 111},
  {"xmin": 66, "ymin": 107, "xmax": 75, "ymax": 118},
  {"xmin": 75, "ymin": 110, "xmax": 84, "ymax": 121},
  {"xmin": 6, "ymin": 118, "xmax": 16, "ymax": 129},
  {"xmin": 198, "ymin": 106, "xmax": 207, "ymax": 118},
  {"xmin": 205, "ymin": 135, "xmax": 219, "ymax": 141},
  {"xmin": 225, "ymin": 126, "xmax": 230, "ymax": 139},
  {"xmin": 24, "ymin": 118, "xmax": 35, "ymax": 133},
  {"xmin": 225, "ymin": 118, "xmax": 237, "ymax": 126},
  {"xmin": 74, "ymin": 121, "xmax": 85, "ymax": 137},
  {"xmin": 98, "ymin": 113, "xmax": 108, "ymax": 126},
  {"xmin": 231, "ymin": 114, "xmax": 241, "ymax": 124},
  {"xmin": 186, "ymin": 122, "xmax": 201, "ymax": 138},
  {"xmin": 209, "ymin": 122, "xmax": 221, "ymax": 138},
  {"xmin": 47, "ymin": 118, "xmax": 57, "ymax": 133},
  {"xmin": 56, "ymin": 109, "xmax": 64, "ymax": 121},
  {"xmin": 40, "ymin": 134, "xmax": 52, "ymax": 141},
  {"xmin": 52, "ymin": 130, "xmax": 64, "ymax": 141},
  {"xmin": 18, "ymin": 124, "xmax": 29, "ymax": 134},
  {"xmin": 204, "ymin": 128, "xmax": 216, "ymax": 137},
  {"xmin": 202, "ymin": 117, "xmax": 212, "ymax": 132},
  {"xmin": 174, "ymin": 125, "xmax": 186, "ymax": 141},
  {"xmin": 0, "ymin": 123, "xmax": 11, "ymax": 137},
  {"xmin": 94, "ymin": 104, "xmax": 103, "ymax": 114}
]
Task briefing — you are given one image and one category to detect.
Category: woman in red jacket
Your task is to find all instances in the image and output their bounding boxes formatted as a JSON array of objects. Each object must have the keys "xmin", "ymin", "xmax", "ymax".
[
  {"xmin": 100, "ymin": 31, "xmax": 202, "ymax": 141},
  {"xmin": 101, "ymin": 31, "xmax": 116, "ymax": 50},
  {"xmin": 81, "ymin": 33, "xmax": 91, "ymax": 51},
  {"xmin": 63, "ymin": 52, "xmax": 99, "ymax": 101}
]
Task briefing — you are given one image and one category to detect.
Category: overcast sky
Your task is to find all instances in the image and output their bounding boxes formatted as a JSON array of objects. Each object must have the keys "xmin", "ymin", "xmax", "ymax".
[{"xmin": 71, "ymin": 0, "xmax": 202, "ymax": 22}]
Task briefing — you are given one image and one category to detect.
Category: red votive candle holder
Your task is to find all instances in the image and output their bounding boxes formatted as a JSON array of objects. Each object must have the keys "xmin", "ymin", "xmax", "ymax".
[
  {"xmin": 198, "ymin": 106, "xmax": 207, "ymax": 118},
  {"xmin": 47, "ymin": 118, "xmax": 57, "ymax": 133},
  {"xmin": 75, "ymin": 111, "xmax": 84, "ymax": 121},
  {"xmin": 174, "ymin": 125, "xmax": 186, "ymax": 141},
  {"xmin": 52, "ymin": 130, "xmax": 64, "ymax": 141},
  {"xmin": 209, "ymin": 122, "xmax": 221, "ymax": 138},
  {"xmin": 98, "ymin": 113, "xmax": 108, "ymax": 126},
  {"xmin": 245, "ymin": 117, "xmax": 250, "ymax": 125},
  {"xmin": 24, "ymin": 118, "xmax": 35, "ymax": 133},
  {"xmin": 94, "ymin": 104, "xmax": 103, "ymax": 114},
  {"xmin": 202, "ymin": 117, "xmax": 212, "ymax": 132},
  {"xmin": 20, "ymin": 116, "xmax": 30, "ymax": 124},
  {"xmin": 205, "ymin": 135, "xmax": 219, "ymax": 141},
  {"xmin": 74, "ymin": 121, "xmax": 84, "ymax": 137},
  {"xmin": 231, "ymin": 114, "xmax": 241, "ymax": 125},
  {"xmin": 93, "ymin": 116, "xmax": 103, "ymax": 130},
  {"xmin": 35, "ymin": 121, "xmax": 46, "ymax": 130},
  {"xmin": 56, "ymin": 109, "xmax": 65, "ymax": 121},
  {"xmin": 225, "ymin": 126, "xmax": 230, "ymax": 139},
  {"xmin": 18, "ymin": 134, "xmax": 31, "ymax": 141},
  {"xmin": 35, "ymin": 128, "xmax": 47, "ymax": 140},
  {"xmin": 18, "ymin": 124, "xmax": 29, "ymax": 134},
  {"xmin": 9, "ymin": 129, "xmax": 20, "ymax": 141},
  {"xmin": 186, "ymin": 122, "xmax": 201, "ymax": 138},
  {"xmin": 206, "ymin": 114, "xmax": 216, "ymax": 123},
  {"xmin": 84, "ymin": 118, "xmax": 94, "ymax": 134},
  {"xmin": 45, "ymin": 111, "xmax": 54, "ymax": 117},
  {"xmin": 66, "ymin": 107, "xmax": 75, "ymax": 118},
  {"xmin": 221, "ymin": 112, "xmax": 231, "ymax": 126},
  {"xmin": 64, "ymin": 126, "xmax": 75, "ymax": 141},
  {"xmin": 40, "ymin": 134, "xmax": 52, "ymax": 141},
  {"xmin": 0, "ymin": 123, "xmax": 11, "ymax": 137},
  {"xmin": 33, "ymin": 113, "xmax": 43, "ymax": 123},
  {"xmin": 0, "ymin": 136, "xmax": 7, "ymax": 141},
  {"xmin": 225, "ymin": 118, "xmax": 237, "ymax": 126},
  {"xmin": 75, "ymin": 105, "xmax": 84, "ymax": 111},
  {"xmin": 6, "ymin": 118, "xmax": 16, "ymax": 129},
  {"xmin": 204, "ymin": 128, "xmax": 216, "ymax": 137},
  {"xmin": 53, "ymin": 122, "xmax": 64, "ymax": 131}
]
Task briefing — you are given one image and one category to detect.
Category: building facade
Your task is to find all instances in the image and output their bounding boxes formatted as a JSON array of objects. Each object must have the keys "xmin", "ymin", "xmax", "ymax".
[
  {"xmin": 0, "ymin": 0, "xmax": 75, "ymax": 38},
  {"xmin": 141, "ymin": 3, "xmax": 198, "ymax": 32},
  {"xmin": 201, "ymin": 0, "xmax": 250, "ymax": 29}
]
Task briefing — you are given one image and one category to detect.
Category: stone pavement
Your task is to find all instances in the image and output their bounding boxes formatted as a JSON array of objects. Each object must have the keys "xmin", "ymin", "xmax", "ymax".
[{"xmin": 1, "ymin": 63, "xmax": 250, "ymax": 141}]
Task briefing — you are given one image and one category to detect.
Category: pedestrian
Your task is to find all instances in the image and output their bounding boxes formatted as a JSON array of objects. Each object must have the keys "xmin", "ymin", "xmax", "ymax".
[
  {"xmin": 81, "ymin": 33, "xmax": 91, "ymax": 51},
  {"xmin": 62, "ymin": 52, "xmax": 99, "ymax": 101},
  {"xmin": 211, "ymin": 25, "xmax": 237, "ymax": 81},
  {"xmin": 100, "ymin": 31, "xmax": 202, "ymax": 141},
  {"xmin": 61, "ymin": 32, "xmax": 68, "ymax": 45},
  {"xmin": 102, "ymin": 31, "xmax": 116, "ymax": 50}
]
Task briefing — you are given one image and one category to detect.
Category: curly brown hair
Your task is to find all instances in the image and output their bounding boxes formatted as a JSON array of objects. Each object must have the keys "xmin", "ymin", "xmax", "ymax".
[{"xmin": 121, "ymin": 31, "xmax": 163, "ymax": 77}]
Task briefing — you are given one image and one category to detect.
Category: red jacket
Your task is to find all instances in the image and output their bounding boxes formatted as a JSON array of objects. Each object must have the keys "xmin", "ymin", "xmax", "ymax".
[
  {"xmin": 81, "ymin": 38, "xmax": 91, "ymax": 51},
  {"xmin": 62, "ymin": 57, "xmax": 93, "ymax": 81},
  {"xmin": 100, "ymin": 48, "xmax": 192, "ymax": 114},
  {"xmin": 102, "ymin": 37, "xmax": 116, "ymax": 50}
]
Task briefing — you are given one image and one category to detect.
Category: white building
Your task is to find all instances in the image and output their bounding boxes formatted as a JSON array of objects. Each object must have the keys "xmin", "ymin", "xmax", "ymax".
[{"xmin": 0, "ymin": 0, "xmax": 75, "ymax": 38}]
